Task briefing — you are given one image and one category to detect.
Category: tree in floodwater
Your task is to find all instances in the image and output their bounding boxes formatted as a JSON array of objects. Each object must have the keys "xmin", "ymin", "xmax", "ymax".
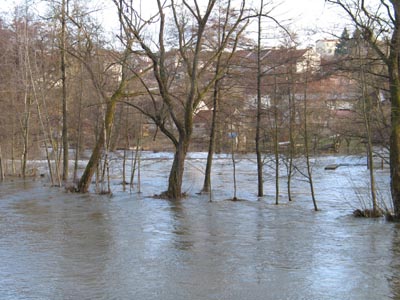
[
  {"xmin": 63, "ymin": 8, "xmax": 143, "ymax": 193},
  {"xmin": 18, "ymin": 5, "xmax": 33, "ymax": 179},
  {"xmin": 255, "ymin": 0, "xmax": 265, "ymax": 197},
  {"xmin": 327, "ymin": 0, "xmax": 399, "ymax": 218},
  {"xmin": 0, "ymin": 146, "xmax": 4, "ymax": 181},
  {"xmin": 229, "ymin": 129, "xmax": 239, "ymax": 200},
  {"xmin": 286, "ymin": 58, "xmax": 297, "ymax": 202},
  {"xmin": 299, "ymin": 55, "xmax": 318, "ymax": 211},
  {"xmin": 8, "ymin": 4, "xmax": 53, "ymax": 179},
  {"xmin": 252, "ymin": 1, "xmax": 291, "ymax": 198},
  {"xmin": 201, "ymin": 1, "xmax": 248, "ymax": 194},
  {"xmin": 6, "ymin": 3, "xmax": 69, "ymax": 184},
  {"xmin": 344, "ymin": 30, "xmax": 389, "ymax": 216},
  {"xmin": 60, "ymin": 0, "xmax": 69, "ymax": 181},
  {"xmin": 115, "ymin": 0, "xmax": 246, "ymax": 199},
  {"xmin": 359, "ymin": 62, "xmax": 380, "ymax": 216}
]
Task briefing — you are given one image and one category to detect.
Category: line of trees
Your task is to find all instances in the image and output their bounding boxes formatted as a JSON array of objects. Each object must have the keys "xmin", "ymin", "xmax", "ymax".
[{"xmin": 0, "ymin": 0, "xmax": 397, "ymax": 218}]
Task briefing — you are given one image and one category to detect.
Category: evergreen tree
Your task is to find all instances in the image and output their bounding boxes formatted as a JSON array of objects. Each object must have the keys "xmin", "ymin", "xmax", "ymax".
[{"xmin": 335, "ymin": 27, "xmax": 350, "ymax": 56}]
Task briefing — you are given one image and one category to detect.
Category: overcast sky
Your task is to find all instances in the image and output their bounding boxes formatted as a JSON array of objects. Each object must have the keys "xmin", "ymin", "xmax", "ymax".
[
  {"xmin": 2, "ymin": 0, "xmax": 348, "ymax": 46},
  {"xmin": 93, "ymin": 0, "xmax": 348, "ymax": 46}
]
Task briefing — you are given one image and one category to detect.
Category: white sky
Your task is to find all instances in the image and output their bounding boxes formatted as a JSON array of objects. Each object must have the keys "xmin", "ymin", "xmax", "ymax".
[
  {"xmin": 95, "ymin": 0, "xmax": 348, "ymax": 46},
  {"xmin": 1, "ymin": 0, "xmax": 349, "ymax": 46}
]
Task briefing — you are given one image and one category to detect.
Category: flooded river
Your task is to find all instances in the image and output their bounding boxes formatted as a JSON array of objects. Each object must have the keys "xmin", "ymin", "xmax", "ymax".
[{"xmin": 0, "ymin": 154, "xmax": 400, "ymax": 299}]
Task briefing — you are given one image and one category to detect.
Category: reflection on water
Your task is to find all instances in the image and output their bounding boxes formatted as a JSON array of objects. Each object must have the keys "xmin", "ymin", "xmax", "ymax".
[{"xmin": 0, "ymin": 156, "xmax": 399, "ymax": 300}]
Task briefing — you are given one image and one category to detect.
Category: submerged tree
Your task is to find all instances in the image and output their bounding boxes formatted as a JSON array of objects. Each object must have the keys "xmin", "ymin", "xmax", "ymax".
[
  {"xmin": 115, "ymin": 0, "xmax": 246, "ymax": 199},
  {"xmin": 201, "ymin": 0, "xmax": 248, "ymax": 194},
  {"xmin": 345, "ymin": 27, "xmax": 389, "ymax": 216},
  {"xmin": 61, "ymin": 5, "xmax": 144, "ymax": 193},
  {"xmin": 327, "ymin": 0, "xmax": 399, "ymax": 218},
  {"xmin": 59, "ymin": 0, "xmax": 69, "ymax": 181},
  {"xmin": 298, "ymin": 52, "xmax": 319, "ymax": 211},
  {"xmin": 255, "ymin": 0, "xmax": 265, "ymax": 197}
]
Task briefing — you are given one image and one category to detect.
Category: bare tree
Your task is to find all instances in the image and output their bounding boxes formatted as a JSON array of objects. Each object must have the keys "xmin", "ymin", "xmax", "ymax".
[
  {"xmin": 301, "ymin": 57, "xmax": 318, "ymax": 211},
  {"xmin": 255, "ymin": 0, "xmax": 265, "ymax": 197},
  {"xmin": 115, "ymin": 0, "xmax": 246, "ymax": 199},
  {"xmin": 63, "ymin": 6, "xmax": 143, "ymax": 193},
  {"xmin": 60, "ymin": 0, "xmax": 69, "ymax": 181},
  {"xmin": 326, "ymin": 0, "xmax": 400, "ymax": 219},
  {"xmin": 252, "ymin": 1, "xmax": 291, "ymax": 198},
  {"xmin": 21, "ymin": 5, "xmax": 33, "ymax": 178},
  {"xmin": 201, "ymin": 0, "xmax": 247, "ymax": 193}
]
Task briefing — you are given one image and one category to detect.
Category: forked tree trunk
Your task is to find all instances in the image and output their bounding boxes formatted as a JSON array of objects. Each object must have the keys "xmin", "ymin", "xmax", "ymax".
[
  {"xmin": 164, "ymin": 138, "xmax": 190, "ymax": 199},
  {"xmin": 78, "ymin": 97, "xmax": 118, "ymax": 193},
  {"xmin": 115, "ymin": 0, "xmax": 245, "ymax": 200}
]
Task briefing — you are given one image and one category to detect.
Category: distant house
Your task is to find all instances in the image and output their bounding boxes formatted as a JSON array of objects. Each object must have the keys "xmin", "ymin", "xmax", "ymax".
[
  {"xmin": 234, "ymin": 47, "xmax": 321, "ymax": 74},
  {"xmin": 193, "ymin": 109, "xmax": 213, "ymax": 138},
  {"xmin": 316, "ymin": 39, "xmax": 338, "ymax": 58},
  {"xmin": 262, "ymin": 47, "xmax": 321, "ymax": 73}
]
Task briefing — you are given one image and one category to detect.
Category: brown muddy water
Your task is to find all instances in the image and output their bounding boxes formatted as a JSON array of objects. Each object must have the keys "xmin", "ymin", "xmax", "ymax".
[{"xmin": 0, "ymin": 153, "xmax": 399, "ymax": 299}]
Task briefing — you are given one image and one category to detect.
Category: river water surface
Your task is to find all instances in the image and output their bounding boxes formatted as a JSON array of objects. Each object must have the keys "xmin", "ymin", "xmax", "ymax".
[{"xmin": 0, "ymin": 154, "xmax": 399, "ymax": 299}]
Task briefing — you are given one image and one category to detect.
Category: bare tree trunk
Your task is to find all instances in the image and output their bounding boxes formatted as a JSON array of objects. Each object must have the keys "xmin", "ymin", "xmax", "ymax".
[
  {"xmin": 100, "ymin": 116, "xmax": 111, "ymax": 194},
  {"xmin": 163, "ymin": 138, "xmax": 189, "ymax": 199},
  {"xmin": 122, "ymin": 105, "xmax": 132, "ymax": 191},
  {"xmin": 78, "ymin": 97, "xmax": 117, "ymax": 193},
  {"xmin": 21, "ymin": 13, "xmax": 31, "ymax": 179},
  {"xmin": 287, "ymin": 78, "xmax": 295, "ymax": 202},
  {"xmin": 274, "ymin": 122, "xmax": 279, "ymax": 205},
  {"xmin": 303, "ymin": 69, "xmax": 318, "ymax": 211},
  {"xmin": 122, "ymin": 146, "xmax": 127, "ymax": 191},
  {"xmin": 11, "ymin": 104, "xmax": 16, "ymax": 175},
  {"xmin": 202, "ymin": 71, "xmax": 220, "ymax": 193},
  {"xmin": 0, "ymin": 146, "xmax": 4, "ymax": 181},
  {"xmin": 29, "ymin": 59, "xmax": 56, "ymax": 185},
  {"xmin": 255, "ymin": 0, "xmax": 264, "ymax": 197},
  {"xmin": 231, "ymin": 129, "xmax": 238, "ymax": 201},
  {"xmin": 272, "ymin": 75, "xmax": 279, "ymax": 205},
  {"xmin": 359, "ymin": 52, "xmax": 379, "ymax": 215},
  {"xmin": 387, "ymin": 12, "xmax": 400, "ymax": 219},
  {"xmin": 130, "ymin": 113, "xmax": 143, "ymax": 193},
  {"xmin": 130, "ymin": 138, "xmax": 139, "ymax": 191},
  {"xmin": 73, "ymin": 63, "xmax": 84, "ymax": 183},
  {"xmin": 389, "ymin": 67, "xmax": 400, "ymax": 218},
  {"xmin": 137, "ymin": 144, "xmax": 141, "ymax": 194},
  {"xmin": 61, "ymin": 0, "xmax": 69, "ymax": 181},
  {"xmin": 21, "ymin": 92, "xmax": 31, "ymax": 179}
]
